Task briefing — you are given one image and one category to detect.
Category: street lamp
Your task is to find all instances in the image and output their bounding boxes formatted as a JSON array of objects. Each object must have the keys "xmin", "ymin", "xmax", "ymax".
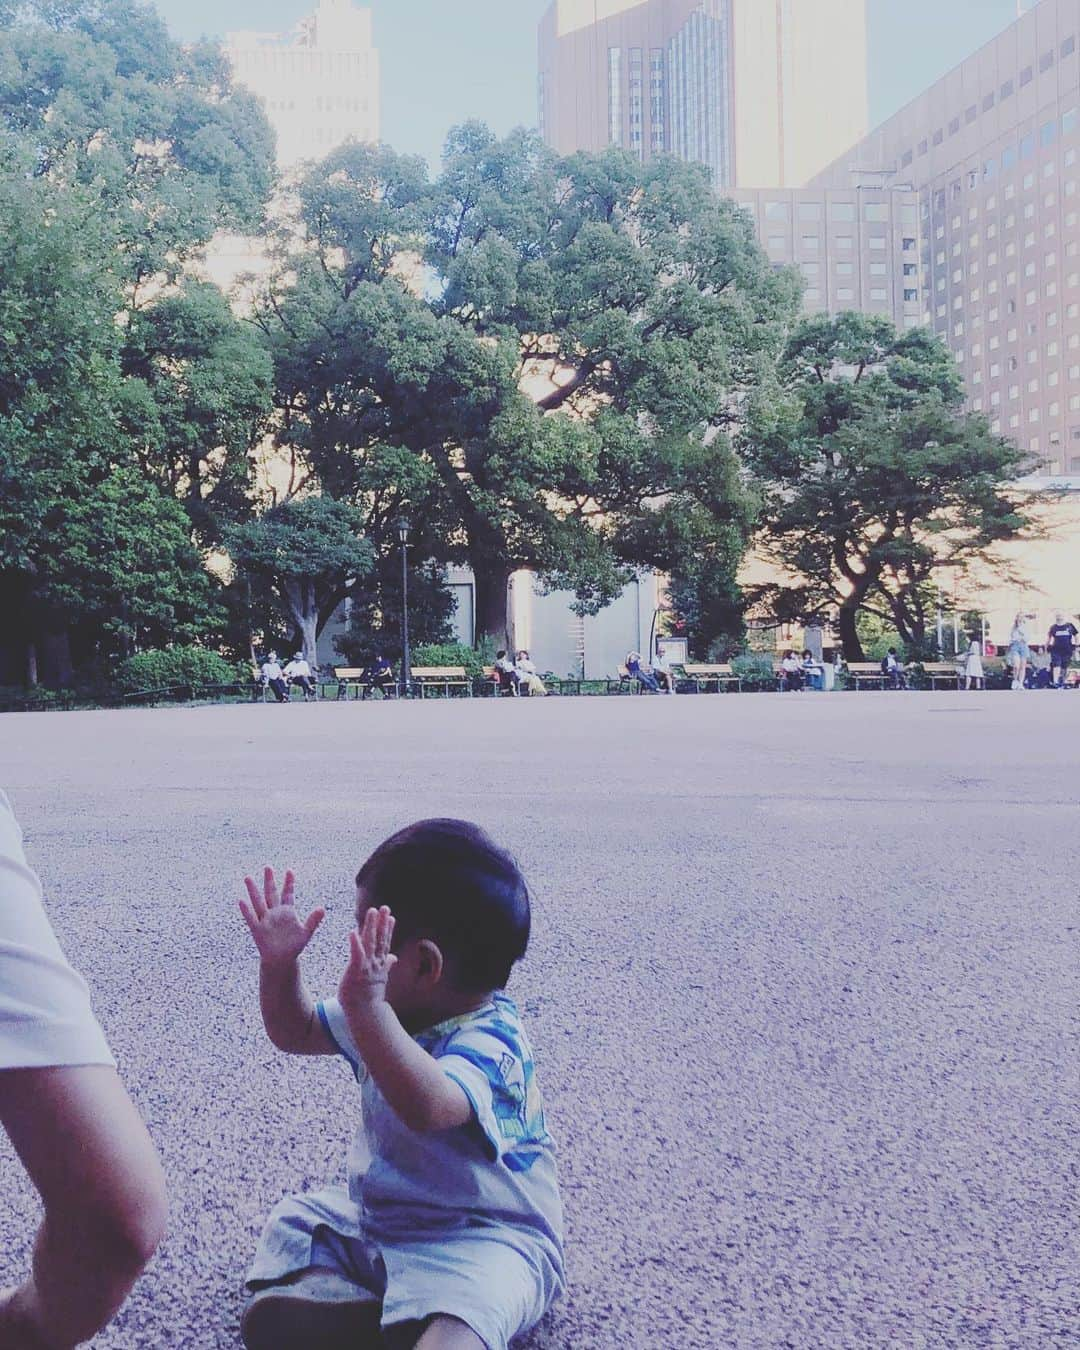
[{"xmin": 397, "ymin": 518, "xmax": 411, "ymax": 697}]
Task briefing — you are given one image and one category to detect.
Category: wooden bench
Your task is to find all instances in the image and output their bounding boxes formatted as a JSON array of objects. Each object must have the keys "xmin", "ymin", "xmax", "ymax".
[
  {"xmin": 412, "ymin": 665, "xmax": 472, "ymax": 698},
  {"xmin": 681, "ymin": 663, "xmax": 742, "ymax": 693},
  {"xmin": 919, "ymin": 661, "xmax": 962, "ymax": 690},
  {"xmin": 844, "ymin": 662, "xmax": 890, "ymax": 690}
]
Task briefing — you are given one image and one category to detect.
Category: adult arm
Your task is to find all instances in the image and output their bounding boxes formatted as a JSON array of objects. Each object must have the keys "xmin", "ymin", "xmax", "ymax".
[{"xmin": 0, "ymin": 1065, "xmax": 167, "ymax": 1350}]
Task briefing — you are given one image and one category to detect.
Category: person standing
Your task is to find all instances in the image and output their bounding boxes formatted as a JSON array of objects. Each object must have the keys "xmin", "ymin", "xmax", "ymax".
[
  {"xmin": 1007, "ymin": 614, "xmax": 1031, "ymax": 690},
  {"xmin": 283, "ymin": 653, "xmax": 316, "ymax": 702},
  {"xmin": 1047, "ymin": 611, "xmax": 1079, "ymax": 688},
  {"xmin": 260, "ymin": 653, "xmax": 289, "ymax": 704},
  {"xmin": 0, "ymin": 791, "xmax": 167, "ymax": 1348},
  {"xmin": 963, "ymin": 638, "xmax": 984, "ymax": 691}
]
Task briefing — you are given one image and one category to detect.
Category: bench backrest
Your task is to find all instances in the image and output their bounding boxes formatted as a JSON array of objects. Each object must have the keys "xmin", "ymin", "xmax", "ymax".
[
  {"xmin": 683, "ymin": 663, "xmax": 733, "ymax": 676},
  {"xmin": 920, "ymin": 663, "xmax": 961, "ymax": 674},
  {"xmin": 334, "ymin": 667, "xmax": 366, "ymax": 679},
  {"xmin": 412, "ymin": 666, "xmax": 468, "ymax": 679},
  {"xmin": 846, "ymin": 663, "xmax": 885, "ymax": 673}
]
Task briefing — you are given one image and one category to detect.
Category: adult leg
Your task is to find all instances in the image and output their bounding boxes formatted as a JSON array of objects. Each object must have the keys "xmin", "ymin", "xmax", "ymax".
[{"xmin": 0, "ymin": 1066, "xmax": 166, "ymax": 1350}]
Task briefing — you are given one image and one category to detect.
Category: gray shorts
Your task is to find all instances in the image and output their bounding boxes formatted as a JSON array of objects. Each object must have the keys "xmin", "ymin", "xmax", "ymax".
[{"xmin": 247, "ymin": 1186, "xmax": 552, "ymax": 1350}]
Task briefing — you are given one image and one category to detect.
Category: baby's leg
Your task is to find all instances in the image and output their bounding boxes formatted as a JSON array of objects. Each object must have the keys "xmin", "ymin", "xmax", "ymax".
[
  {"xmin": 242, "ymin": 1189, "xmax": 385, "ymax": 1350},
  {"xmin": 385, "ymin": 1316, "xmax": 486, "ymax": 1350}
]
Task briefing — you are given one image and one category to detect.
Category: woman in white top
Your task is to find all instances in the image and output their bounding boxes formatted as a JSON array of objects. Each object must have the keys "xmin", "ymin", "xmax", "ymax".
[
  {"xmin": 514, "ymin": 650, "xmax": 547, "ymax": 697},
  {"xmin": 963, "ymin": 638, "xmax": 985, "ymax": 690}
]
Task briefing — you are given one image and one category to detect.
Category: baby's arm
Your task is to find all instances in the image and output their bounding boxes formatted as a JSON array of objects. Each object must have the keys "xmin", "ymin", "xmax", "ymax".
[
  {"xmin": 240, "ymin": 868, "xmax": 335, "ymax": 1055},
  {"xmin": 338, "ymin": 908, "xmax": 472, "ymax": 1132}
]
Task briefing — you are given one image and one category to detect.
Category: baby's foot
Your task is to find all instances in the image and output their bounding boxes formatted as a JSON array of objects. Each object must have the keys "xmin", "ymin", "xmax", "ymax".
[{"xmin": 240, "ymin": 1269, "xmax": 381, "ymax": 1350}]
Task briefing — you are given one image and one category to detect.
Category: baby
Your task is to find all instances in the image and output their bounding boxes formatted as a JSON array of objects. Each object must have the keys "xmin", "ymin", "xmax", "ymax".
[{"xmin": 238, "ymin": 819, "xmax": 564, "ymax": 1350}]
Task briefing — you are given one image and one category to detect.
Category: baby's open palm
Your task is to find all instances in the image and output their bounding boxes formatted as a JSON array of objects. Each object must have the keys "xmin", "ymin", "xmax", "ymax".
[{"xmin": 240, "ymin": 867, "xmax": 325, "ymax": 968}]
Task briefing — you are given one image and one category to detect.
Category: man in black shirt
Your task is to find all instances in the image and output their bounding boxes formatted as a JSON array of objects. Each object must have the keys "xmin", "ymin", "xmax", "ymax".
[{"xmin": 1047, "ymin": 612, "xmax": 1079, "ymax": 687}]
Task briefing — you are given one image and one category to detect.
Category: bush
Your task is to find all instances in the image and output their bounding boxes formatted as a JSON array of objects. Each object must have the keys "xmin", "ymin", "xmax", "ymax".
[
  {"xmin": 411, "ymin": 642, "xmax": 486, "ymax": 678},
  {"xmin": 114, "ymin": 646, "xmax": 246, "ymax": 694},
  {"xmin": 730, "ymin": 654, "xmax": 777, "ymax": 691}
]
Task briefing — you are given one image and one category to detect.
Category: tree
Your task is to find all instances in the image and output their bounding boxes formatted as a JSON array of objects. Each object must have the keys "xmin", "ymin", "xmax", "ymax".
[
  {"xmin": 0, "ymin": 2, "xmax": 276, "ymax": 684},
  {"xmin": 121, "ymin": 281, "xmax": 274, "ymax": 537},
  {"xmin": 226, "ymin": 496, "xmax": 374, "ymax": 667},
  {"xmin": 257, "ymin": 128, "xmax": 797, "ymax": 645},
  {"xmin": 743, "ymin": 313, "xmax": 1033, "ymax": 661}
]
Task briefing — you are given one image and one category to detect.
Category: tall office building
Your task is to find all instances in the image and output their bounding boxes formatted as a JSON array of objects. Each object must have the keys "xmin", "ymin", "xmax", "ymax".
[
  {"xmin": 810, "ymin": 0, "xmax": 1080, "ymax": 478},
  {"xmin": 536, "ymin": 0, "xmax": 868, "ymax": 188},
  {"xmin": 225, "ymin": 0, "xmax": 379, "ymax": 170}
]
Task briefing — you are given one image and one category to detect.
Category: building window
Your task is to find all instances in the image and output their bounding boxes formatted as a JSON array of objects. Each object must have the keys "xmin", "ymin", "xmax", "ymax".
[
  {"xmin": 1000, "ymin": 79, "xmax": 1014, "ymax": 99},
  {"xmin": 798, "ymin": 203, "xmax": 822, "ymax": 221},
  {"xmin": 1063, "ymin": 36, "xmax": 1076, "ymax": 58},
  {"xmin": 904, "ymin": 289, "xmax": 919, "ymax": 302},
  {"xmin": 870, "ymin": 288, "xmax": 888, "ymax": 302},
  {"xmin": 836, "ymin": 261, "xmax": 854, "ymax": 275},
  {"xmin": 830, "ymin": 203, "xmax": 856, "ymax": 222},
  {"xmin": 902, "ymin": 150, "xmax": 913, "ymax": 168},
  {"xmin": 870, "ymin": 236, "xmax": 887, "ymax": 250},
  {"xmin": 800, "ymin": 235, "xmax": 820, "ymax": 252},
  {"xmin": 933, "ymin": 129, "xmax": 944, "ymax": 146},
  {"xmin": 983, "ymin": 92, "xmax": 996, "ymax": 112},
  {"xmin": 836, "ymin": 235, "xmax": 853, "ymax": 250},
  {"xmin": 836, "ymin": 288, "xmax": 854, "ymax": 301},
  {"xmin": 607, "ymin": 47, "xmax": 622, "ymax": 146},
  {"xmin": 767, "ymin": 235, "xmax": 786, "ymax": 251},
  {"xmin": 1020, "ymin": 65, "xmax": 1033, "ymax": 87},
  {"xmin": 949, "ymin": 117, "xmax": 960, "ymax": 136},
  {"xmin": 764, "ymin": 201, "xmax": 790, "ymax": 220},
  {"xmin": 1064, "ymin": 107, "xmax": 1079, "ymax": 136},
  {"xmin": 918, "ymin": 139, "xmax": 929, "ymax": 155},
  {"xmin": 864, "ymin": 204, "xmax": 888, "ymax": 222}
]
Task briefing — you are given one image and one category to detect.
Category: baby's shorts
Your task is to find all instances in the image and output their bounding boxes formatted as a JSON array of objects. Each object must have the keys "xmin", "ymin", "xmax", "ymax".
[{"xmin": 247, "ymin": 1185, "xmax": 552, "ymax": 1350}]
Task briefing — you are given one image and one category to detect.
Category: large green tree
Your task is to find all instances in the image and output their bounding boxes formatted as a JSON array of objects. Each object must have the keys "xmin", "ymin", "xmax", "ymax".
[
  {"xmin": 257, "ymin": 127, "xmax": 796, "ymax": 645},
  {"xmin": 0, "ymin": 1, "xmax": 275, "ymax": 684},
  {"xmin": 226, "ymin": 496, "xmax": 374, "ymax": 667},
  {"xmin": 743, "ymin": 313, "xmax": 1032, "ymax": 660}
]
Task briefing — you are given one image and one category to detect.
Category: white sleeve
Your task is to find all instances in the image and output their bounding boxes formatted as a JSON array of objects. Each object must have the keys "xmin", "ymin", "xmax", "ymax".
[{"xmin": 0, "ymin": 791, "xmax": 115, "ymax": 1070}]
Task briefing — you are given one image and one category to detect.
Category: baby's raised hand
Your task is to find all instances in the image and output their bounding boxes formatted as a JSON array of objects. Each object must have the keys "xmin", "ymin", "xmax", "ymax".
[
  {"xmin": 240, "ymin": 867, "xmax": 326, "ymax": 969},
  {"xmin": 339, "ymin": 905, "xmax": 397, "ymax": 1017}
]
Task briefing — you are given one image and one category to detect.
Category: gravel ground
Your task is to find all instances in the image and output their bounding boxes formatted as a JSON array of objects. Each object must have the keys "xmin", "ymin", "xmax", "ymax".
[{"xmin": 1, "ymin": 692, "xmax": 1078, "ymax": 1350}]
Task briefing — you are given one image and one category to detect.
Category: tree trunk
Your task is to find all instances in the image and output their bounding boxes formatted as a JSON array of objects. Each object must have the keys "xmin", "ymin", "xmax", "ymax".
[
  {"xmin": 837, "ymin": 604, "xmax": 865, "ymax": 662},
  {"xmin": 25, "ymin": 640, "xmax": 38, "ymax": 689},
  {"xmin": 473, "ymin": 562, "xmax": 512, "ymax": 649},
  {"xmin": 284, "ymin": 578, "xmax": 320, "ymax": 668}
]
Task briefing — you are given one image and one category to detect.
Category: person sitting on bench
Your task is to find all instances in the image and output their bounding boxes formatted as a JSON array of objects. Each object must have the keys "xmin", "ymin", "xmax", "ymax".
[
  {"xmin": 283, "ymin": 653, "xmax": 316, "ymax": 701},
  {"xmin": 625, "ymin": 652, "xmax": 661, "ymax": 693},
  {"xmin": 881, "ymin": 648, "xmax": 907, "ymax": 689},
  {"xmin": 779, "ymin": 651, "xmax": 804, "ymax": 691},
  {"xmin": 494, "ymin": 651, "xmax": 520, "ymax": 696},
  {"xmin": 363, "ymin": 655, "xmax": 396, "ymax": 699}
]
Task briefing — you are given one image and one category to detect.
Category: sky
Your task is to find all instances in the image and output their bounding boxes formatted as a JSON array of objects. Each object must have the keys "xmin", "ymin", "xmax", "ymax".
[{"xmin": 152, "ymin": 0, "xmax": 1028, "ymax": 170}]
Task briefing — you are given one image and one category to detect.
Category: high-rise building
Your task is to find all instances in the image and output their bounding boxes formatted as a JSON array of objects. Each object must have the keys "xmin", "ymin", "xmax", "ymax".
[
  {"xmin": 536, "ymin": 0, "xmax": 868, "ymax": 188},
  {"xmin": 810, "ymin": 0, "xmax": 1080, "ymax": 478},
  {"xmin": 225, "ymin": 0, "xmax": 379, "ymax": 171}
]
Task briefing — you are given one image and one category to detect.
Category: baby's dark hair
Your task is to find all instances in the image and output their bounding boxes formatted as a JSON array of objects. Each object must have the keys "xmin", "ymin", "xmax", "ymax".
[{"xmin": 356, "ymin": 819, "xmax": 530, "ymax": 993}]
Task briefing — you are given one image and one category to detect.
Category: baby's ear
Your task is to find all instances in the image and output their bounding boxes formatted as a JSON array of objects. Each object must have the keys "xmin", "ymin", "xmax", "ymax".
[{"xmin": 415, "ymin": 937, "xmax": 445, "ymax": 985}]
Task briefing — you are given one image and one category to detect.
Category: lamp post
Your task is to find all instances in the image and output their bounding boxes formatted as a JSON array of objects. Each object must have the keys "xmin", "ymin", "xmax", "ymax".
[{"xmin": 397, "ymin": 518, "xmax": 411, "ymax": 697}]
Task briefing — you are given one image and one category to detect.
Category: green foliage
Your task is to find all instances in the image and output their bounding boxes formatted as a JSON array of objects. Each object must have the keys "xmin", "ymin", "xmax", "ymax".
[
  {"xmin": 744, "ymin": 312, "xmax": 1033, "ymax": 660},
  {"xmin": 227, "ymin": 496, "xmax": 374, "ymax": 664},
  {"xmin": 410, "ymin": 642, "xmax": 486, "ymax": 677},
  {"xmin": 729, "ymin": 654, "xmax": 777, "ymax": 691},
  {"xmin": 259, "ymin": 128, "xmax": 796, "ymax": 643},
  {"xmin": 114, "ymin": 645, "xmax": 244, "ymax": 694},
  {"xmin": 335, "ymin": 558, "xmax": 455, "ymax": 668}
]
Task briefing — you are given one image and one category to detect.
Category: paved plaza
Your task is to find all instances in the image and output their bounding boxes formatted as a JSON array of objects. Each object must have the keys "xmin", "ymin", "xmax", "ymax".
[{"xmin": 1, "ymin": 693, "xmax": 1078, "ymax": 1348}]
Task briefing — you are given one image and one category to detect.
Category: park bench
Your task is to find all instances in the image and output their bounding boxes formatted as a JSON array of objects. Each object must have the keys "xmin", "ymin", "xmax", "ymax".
[
  {"xmin": 919, "ymin": 661, "xmax": 963, "ymax": 690},
  {"xmin": 412, "ymin": 665, "xmax": 472, "ymax": 698},
  {"xmin": 681, "ymin": 662, "xmax": 742, "ymax": 693},
  {"xmin": 845, "ymin": 662, "xmax": 890, "ymax": 690}
]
